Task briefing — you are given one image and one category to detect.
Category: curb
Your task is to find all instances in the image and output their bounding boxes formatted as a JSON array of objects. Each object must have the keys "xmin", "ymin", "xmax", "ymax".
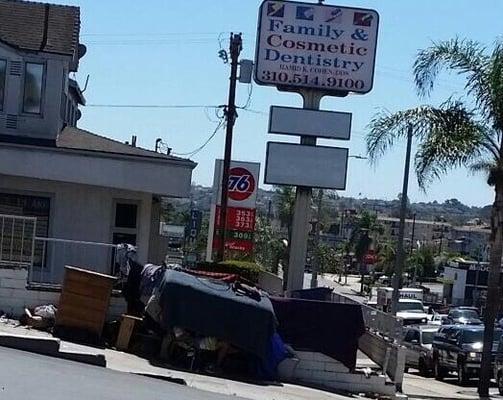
[{"xmin": 0, "ymin": 333, "xmax": 106, "ymax": 367}]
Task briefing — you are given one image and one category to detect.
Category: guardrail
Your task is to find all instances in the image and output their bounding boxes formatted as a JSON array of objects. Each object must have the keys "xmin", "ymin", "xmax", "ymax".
[
  {"xmin": 331, "ymin": 291, "xmax": 406, "ymax": 391},
  {"xmin": 331, "ymin": 292, "xmax": 403, "ymax": 343}
]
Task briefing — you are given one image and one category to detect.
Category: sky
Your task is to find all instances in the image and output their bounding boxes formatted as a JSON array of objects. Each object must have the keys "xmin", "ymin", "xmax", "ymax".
[{"xmin": 51, "ymin": 0, "xmax": 503, "ymax": 207}]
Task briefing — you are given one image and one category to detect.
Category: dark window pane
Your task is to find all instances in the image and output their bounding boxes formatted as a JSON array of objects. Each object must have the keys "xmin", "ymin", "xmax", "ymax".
[
  {"xmin": 23, "ymin": 63, "xmax": 44, "ymax": 114},
  {"xmin": 115, "ymin": 203, "xmax": 137, "ymax": 228},
  {"xmin": 0, "ymin": 60, "xmax": 5, "ymax": 110}
]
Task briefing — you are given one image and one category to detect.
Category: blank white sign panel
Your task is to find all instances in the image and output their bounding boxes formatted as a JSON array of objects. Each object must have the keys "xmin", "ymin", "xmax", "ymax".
[
  {"xmin": 265, "ymin": 142, "xmax": 348, "ymax": 189},
  {"xmin": 269, "ymin": 106, "xmax": 351, "ymax": 140}
]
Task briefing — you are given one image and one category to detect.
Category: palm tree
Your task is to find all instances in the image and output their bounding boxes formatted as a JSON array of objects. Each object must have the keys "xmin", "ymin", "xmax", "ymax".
[
  {"xmin": 348, "ymin": 210, "xmax": 384, "ymax": 293},
  {"xmin": 366, "ymin": 38, "xmax": 503, "ymax": 396}
]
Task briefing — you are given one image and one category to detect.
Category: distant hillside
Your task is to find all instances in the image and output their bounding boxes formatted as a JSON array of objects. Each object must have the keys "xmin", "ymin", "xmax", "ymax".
[{"xmin": 165, "ymin": 185, "xmax": 490, "ymax": 226}]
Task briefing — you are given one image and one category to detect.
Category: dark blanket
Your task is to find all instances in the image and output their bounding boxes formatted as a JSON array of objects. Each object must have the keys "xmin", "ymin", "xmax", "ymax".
[
  {"xmin": 271, "ymin": 297, "xmax": 365, "ymax": 369},
  {"xmin": 158, "ymin": 270, "xmax": 276, "ymax": 360}
]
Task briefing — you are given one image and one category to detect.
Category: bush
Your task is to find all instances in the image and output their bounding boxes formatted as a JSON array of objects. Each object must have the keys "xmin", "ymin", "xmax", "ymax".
[{"xmin": 196, "ymin": 260, "xmax": 262, "ymax": 283}]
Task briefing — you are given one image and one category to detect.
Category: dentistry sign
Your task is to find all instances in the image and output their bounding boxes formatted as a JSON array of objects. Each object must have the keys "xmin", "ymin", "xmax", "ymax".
[{"xmin": 254, "ymin": 1, "xmax": 379, "ymax": 94}]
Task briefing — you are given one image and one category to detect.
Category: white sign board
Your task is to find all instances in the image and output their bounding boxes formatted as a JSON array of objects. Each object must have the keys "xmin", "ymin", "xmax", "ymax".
[
  {"xmin": 255, "ymin": 1, "xmax": 379, "ymax": 94},
  {"xmin": 265, "ymin": 142, "xmax": 348, "ymax": 189},
  {"xmin": 212, "ymin": 159, "xmax": 261, "ymax": 209},
  {"xmin": 269, "ymin": 106, "xmax": 351, "ymax": 139}
]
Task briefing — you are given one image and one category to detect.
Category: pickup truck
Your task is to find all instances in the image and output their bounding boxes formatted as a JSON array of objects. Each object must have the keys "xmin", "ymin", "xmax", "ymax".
[{"xmin": 396, "ymin": 299, "xmax": 429, "ymax": 325}]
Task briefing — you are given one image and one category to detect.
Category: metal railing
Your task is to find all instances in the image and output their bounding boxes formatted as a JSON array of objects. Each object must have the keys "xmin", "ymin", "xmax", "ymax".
[
  {"xmin": 28, "ymin": 237, "xmax": 118, "ymax": 285},
  {"xmin": 0, "ymin": 214, "xmax": 36, "ymax": 268},
  {"xmin": 331, "ymin": 292, "xmax": 403, "ymax": 343}
]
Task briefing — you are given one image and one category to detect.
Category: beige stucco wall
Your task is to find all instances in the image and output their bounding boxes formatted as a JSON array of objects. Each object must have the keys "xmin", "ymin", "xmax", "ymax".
[{"xmin": 0, "ymin": 174, "xmax": 153, "ymax": 282}]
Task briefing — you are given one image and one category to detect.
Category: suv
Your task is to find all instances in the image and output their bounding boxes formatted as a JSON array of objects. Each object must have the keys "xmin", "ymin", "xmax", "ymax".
[
  {"xmin": 403, "ymin": 325, "xmax": 439, "ymax": 376},
  {"xmin": 445, "ymin": 307, "xmax": 482, "ymax": 325},
  {"xmin": 432, "ymin": 325, "xmax": 502, "ymax": 384},
  {"xmin": 493, "ymin": 334, "xmax": 503, "ymax": 394}
]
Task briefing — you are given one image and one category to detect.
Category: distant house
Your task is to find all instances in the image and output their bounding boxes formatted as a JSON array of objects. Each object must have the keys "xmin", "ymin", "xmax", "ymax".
[
  {"xmin": 448, "ymin": 225, "xmax": 491, "ymax": 261},
  {"xmin": 0, "ymin": 0, "xmax": 195, "ymax": 315},
  {"xmin": 378, "ymin": 216, "xmax": 451, "ymax": 251}
]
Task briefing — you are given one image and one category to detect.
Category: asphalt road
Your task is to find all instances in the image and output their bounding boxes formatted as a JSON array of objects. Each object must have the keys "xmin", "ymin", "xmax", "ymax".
[{"xmin": 0, "ymin": 347, "xmax": 244, "ymax": 400}]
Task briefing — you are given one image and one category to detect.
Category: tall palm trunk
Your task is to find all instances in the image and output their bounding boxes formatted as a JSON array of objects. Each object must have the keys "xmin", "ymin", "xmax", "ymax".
[{"xmin": 479, "ymin": 181, "xmax": 503, "ymax": 396}]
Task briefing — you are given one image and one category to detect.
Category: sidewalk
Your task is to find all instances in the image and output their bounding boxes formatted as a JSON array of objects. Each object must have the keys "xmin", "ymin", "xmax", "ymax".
[{"xmin": 0, "ymin": 318, "xmax": 357, "ymax": 400}]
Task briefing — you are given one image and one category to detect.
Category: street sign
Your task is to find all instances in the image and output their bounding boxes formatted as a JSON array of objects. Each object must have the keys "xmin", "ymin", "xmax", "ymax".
[
  {"xmin": 212, "ymin": 160, "xmax": 260, "ymax": 209},
  {"xmin": 254, "ymin": 1, "xmax": 379, "ymax": 94},
  {"xmin": 207, "ymin": 159, "xmax": 260, "ymax": 261},
  {"xmin": 187, "ymin": 209, "xmax": 202, "ymax": 241},
  {"xmin": 269, "ymin": 106, "xmax": 351, "ymax": 139},
  {"xmin": 265, "ymin": 142, "xmax": 348, "ymax": 189}
]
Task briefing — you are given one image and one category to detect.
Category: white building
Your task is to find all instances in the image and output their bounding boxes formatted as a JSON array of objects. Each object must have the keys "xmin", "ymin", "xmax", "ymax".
[{"xmin": 0, "ymin": 0, "xmax": 195, "ymax": 316}]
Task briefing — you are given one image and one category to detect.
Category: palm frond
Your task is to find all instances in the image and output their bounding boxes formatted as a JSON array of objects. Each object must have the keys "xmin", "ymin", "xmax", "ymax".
[
  {"xmin": 414, "ymin": 104, "xmax": 491, "ymax": 188},
  {"xmin": 487, "ymin": 41, "xmax": 503, "ymax": 131},
  {"xmin": 469, "ymin": 160, "xmax": 496, "ymax": 174},
  {"xmin": 366, "ymin": 105, "xmax": 440, "ymax": 164},
  {"xmin": 414, "ymin": 38, "xmax": 489, "ymax": 102}
]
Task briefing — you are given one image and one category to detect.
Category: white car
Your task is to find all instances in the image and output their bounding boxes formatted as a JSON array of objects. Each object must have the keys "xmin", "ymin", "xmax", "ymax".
[
  {"xmin": 396, "ymin": 299, "xmax": 429, "ymax": 325},
  {"xmin": 429, "ymin": 313, "xmax": 448, "ymax": 326}
]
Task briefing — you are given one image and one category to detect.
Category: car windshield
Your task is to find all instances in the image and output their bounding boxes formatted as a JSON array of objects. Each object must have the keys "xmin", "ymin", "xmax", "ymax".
[
  {"xmin": 451, "ymin": 309, "xmax": 479, "ymax": 319},
  {"xmin": 463, "ymin": 329, "xmax": 502, "ymax": 344},
  {"xmin": 422, "ymin": 331, "xmax": 436, "ymax": 344},
  {"xmin": 397, "ymin": 302, "xmax": 424, "ymax": 312}
]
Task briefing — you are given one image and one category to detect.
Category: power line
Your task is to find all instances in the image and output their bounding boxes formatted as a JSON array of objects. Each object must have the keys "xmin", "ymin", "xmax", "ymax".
[
  {"xmin": 171, "ymin": 117, "xmax": 226, "ymax": 157},
  {"xmin": 87, "ymin": 104, "xmax": 221, "ymax": 109}
]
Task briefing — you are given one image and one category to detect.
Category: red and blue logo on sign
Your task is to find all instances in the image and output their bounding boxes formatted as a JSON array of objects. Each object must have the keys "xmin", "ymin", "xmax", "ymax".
[{"xmin": 228, "ymin": 167, "xmax": 255, "ymax": 202}]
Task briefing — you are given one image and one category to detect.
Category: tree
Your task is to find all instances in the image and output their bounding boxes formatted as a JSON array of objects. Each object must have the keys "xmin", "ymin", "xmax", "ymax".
[
  {"xmin": 314, "ymin": 243, "xmax": 340, "ymax": 274},
  {"xmin": 274, "ymin": 186, "xmax": 295, "ymax": 241},
  {"xmin": 407, "ymin": 245, "xmax": 436, "ymax": 281},
  {"xmin": 375, "ymin": 240, "xmax": 396, "ymax": 276},
  {"xmin": 366, "ymin": 38, "xmax": 503, "ymax": 395},
  {"xmin": 273, "ymin": 186, "xmax": 295, "ymax": 287},
  {"xmin": 254, "ymin": 216, "xmax": 284, "ymax": 273},
  {"xmin": 348, "ymin": 210, "xmax": 384, "ymax": 291}
]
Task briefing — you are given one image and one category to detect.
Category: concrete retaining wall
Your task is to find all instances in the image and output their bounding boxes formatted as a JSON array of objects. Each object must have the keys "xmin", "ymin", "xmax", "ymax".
[
  {"xmin": 278, "ymin": 350, "xmax": 395, "ymax": 397},
  {"xmin": 0, "ymin": 268, "xmax": 126, "ymax": 320}
]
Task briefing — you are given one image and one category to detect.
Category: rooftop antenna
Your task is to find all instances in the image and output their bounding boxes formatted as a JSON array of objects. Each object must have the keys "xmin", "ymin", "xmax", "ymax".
[{"xmin": 81, "ymin": 74, "xmax": 90, "ymax": 93}]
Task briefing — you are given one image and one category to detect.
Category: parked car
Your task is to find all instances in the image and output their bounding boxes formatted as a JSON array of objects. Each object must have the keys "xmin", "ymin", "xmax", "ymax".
[
  {"xmin": 429, "ymin": 313, "xmax": 448, "ymax": 326},
  {"xmin": 445, "ymin": 307, "xmax": 482, "ymax": 325},
  {"xmin": 396, "ymin": 299, "xmax": 429, "ymax": 325},
  {"xmin": 403, "ymin": 325, "xmax": 439, "ymax": 376},
  {"xmin": 432, "ymin": 325, "xmax": 502, "ymax": 384}
]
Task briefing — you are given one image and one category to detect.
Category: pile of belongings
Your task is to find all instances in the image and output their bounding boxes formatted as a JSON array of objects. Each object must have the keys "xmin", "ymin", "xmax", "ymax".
[{"xmin": 116, "ymin": 244, "xmax": 290, "ymax": 380}]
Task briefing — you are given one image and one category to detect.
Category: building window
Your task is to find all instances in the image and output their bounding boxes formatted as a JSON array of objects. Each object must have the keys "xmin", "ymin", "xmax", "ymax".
[
  {"xmin": 0, "ymin": 59, "xmax": 6, "ymax": 110},
  {"xmin": 23, "ymin": 62, "xmax": 44, "ymax": 114},
  {"xmin": 0, "ymin": 192, "xmax": 50, "ymax": 266},
  {"xmin": 112, "ymin": 202, "xmax": 138, "ymax": 246}
]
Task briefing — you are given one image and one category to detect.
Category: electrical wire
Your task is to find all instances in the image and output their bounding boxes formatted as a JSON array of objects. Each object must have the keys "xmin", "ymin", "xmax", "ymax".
[
  {"xmin": 87, "ymin": 104, "xmax": 220, "ymax": 109},
  {"xmin": 171, "ymin": 117, "xmax": 226, "ymax": 157}
]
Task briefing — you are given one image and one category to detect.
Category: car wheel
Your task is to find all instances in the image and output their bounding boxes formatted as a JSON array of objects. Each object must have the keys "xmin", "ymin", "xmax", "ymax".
[
  {"xmin": 498, "ymin": 372, "xmax": 503, "ymax": 396},
  {"xmin": 404, "ymin": 366, "xmax": 409, "ymax": 373},
  {"xmin": 457, "ymin": 361, "xmax": 469, "ymax": 385},
  {"xmin": 419, "ymin": 358, "xmax": 430, "ymax": 377},
  {"xmin": 434, "ymin": 359, "xmax": 446, "ymax": 381}
]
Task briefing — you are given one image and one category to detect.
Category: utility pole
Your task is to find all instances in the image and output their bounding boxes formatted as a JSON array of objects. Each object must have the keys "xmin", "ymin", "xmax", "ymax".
[
  {"xmin": 217, "ymin": 33, "xmax": 242, "ymax": 262},
  {"xmin": 409, "ymin": 212, "xmax": 416, "ymax": 254},
  {"xmin": 390, "ymin": 124, "xmax": 413, "ymax": 315}
]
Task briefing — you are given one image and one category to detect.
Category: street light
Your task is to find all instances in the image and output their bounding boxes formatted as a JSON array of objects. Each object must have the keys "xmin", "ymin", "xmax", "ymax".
[{"xmin": 349, "ymin": 155, "xmax": 368, "ymax": 160}]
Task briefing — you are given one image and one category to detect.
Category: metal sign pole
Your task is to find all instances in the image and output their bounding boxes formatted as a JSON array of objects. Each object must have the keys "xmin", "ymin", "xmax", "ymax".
[{"xmin": 286, "ymin": 89, "xmax": 324, "ymax": 293}]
